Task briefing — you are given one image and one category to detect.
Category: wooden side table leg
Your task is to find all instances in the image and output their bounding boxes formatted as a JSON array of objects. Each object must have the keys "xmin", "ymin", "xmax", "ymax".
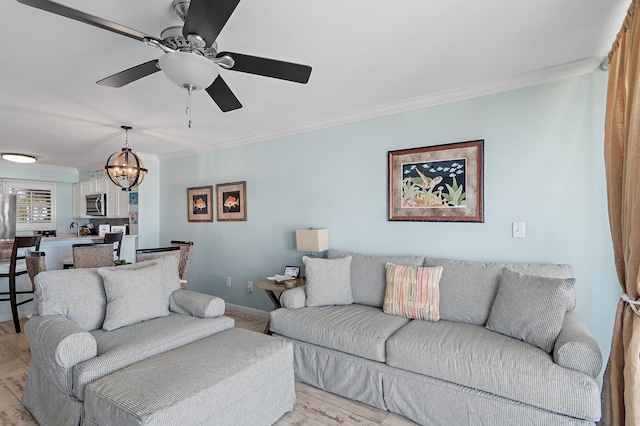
[{"xmin": 263, "ymin": 290, "xmax": 281, "ymax": 335}]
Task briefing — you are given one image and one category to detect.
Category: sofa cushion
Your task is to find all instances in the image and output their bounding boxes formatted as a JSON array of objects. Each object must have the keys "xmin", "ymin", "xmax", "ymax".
[
  {"xmin": 383, "ymin": 263, "xmax": 442, "ymax": 321},
  {"xmin": 485, "ymin": 268, "xmax": 575, "ymax": 353},
  {"xmin": 303, "ymin": 256, "xmax": 353, "ymax": 307},
  {"xmin": 328, "ymin": 250, "xmax": 424, "ymax": 307},
  {"xmin": 385, "ymin": 320, "xmax": 600, "ymax": 421},
  {"xmin": 35, "ymin": 268, "xmax": 106, "ymax": 331},
  {"xmin": 270, "ymin": 305, "xmax": 410, "ymax": 362},
  {"xmin": 423, "ymin": 257, "xmax": 575, "ymax": 325},
  {"xmin": 74, "ymin": 313, "xmax": 234, "ymax": 400},
  {"xmin": 98, "ymin": 263, "xmax": 170, "ymax": 331}
]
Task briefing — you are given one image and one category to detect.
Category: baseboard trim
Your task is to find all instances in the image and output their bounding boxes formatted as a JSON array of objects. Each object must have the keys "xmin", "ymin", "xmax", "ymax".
[{"xmin": 226, "ymin": 303, "xmax": 270, "ymax": 319}]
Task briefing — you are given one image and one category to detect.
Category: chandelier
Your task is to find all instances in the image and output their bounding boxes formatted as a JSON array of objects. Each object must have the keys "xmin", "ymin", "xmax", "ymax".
[{"xmin": 104, "ymin": 126, "xmax": 148, "ymax": 192}]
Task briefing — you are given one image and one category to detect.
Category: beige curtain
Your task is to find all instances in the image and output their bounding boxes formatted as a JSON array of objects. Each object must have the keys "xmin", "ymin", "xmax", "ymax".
[{"xmin": 602, "ymin": 0, "xmax": 640, "ymax": 424}]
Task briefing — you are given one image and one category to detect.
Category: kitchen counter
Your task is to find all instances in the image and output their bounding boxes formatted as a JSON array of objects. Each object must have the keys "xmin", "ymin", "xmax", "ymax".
[
  {"xmin": 38, "ymin": 233, "xmax": 139, "ymax": 243},
  {"xmin": 39, "ymin": 234, "xmax": 139, "ymax": 270}
]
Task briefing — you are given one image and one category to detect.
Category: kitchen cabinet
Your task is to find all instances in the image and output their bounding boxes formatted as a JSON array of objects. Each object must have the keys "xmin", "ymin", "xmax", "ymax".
[{"xmin": 73, "ymin": 178, "xmax": 130, "ymax": 218}]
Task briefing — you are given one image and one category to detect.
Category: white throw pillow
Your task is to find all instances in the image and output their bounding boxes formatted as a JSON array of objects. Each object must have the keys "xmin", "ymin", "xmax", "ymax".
[
  {"xmin": 98, "ymin": 263, "xmax": 169, "ymax": 331},
  {"xmin": 304, "ymin": 256, "xmax": 353, "ymax": 307}
]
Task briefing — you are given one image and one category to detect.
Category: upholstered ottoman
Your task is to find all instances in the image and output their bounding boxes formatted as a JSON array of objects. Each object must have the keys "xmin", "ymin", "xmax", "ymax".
[{"xmin": 83, "ymin": 328, "xmax": 295, "ymax": 426}]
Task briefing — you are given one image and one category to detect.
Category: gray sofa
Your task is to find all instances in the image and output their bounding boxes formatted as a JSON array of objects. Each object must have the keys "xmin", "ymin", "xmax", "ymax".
[
  {"xmin": 270, "ymin": 250, "xmax": 603, "ymax": 425},
  {"xmin": 22, "ymin": 256, "xmax": 234, "ymax": 426}
]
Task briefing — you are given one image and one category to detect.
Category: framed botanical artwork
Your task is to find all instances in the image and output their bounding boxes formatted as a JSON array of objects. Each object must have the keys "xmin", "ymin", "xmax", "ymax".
[
  {"xmin": 216, "ymin": 181, "xmax": 247, "ymax": 222},
  {"xmin": 187, "ymin": 185, "xmax": 214, "ymax": 222},
  {"xmin": 388, "ymin": 140, "xmax": 484, "ymax": 222}
]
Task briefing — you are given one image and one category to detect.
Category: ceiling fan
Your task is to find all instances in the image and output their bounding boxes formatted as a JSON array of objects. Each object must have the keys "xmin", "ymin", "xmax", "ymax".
[{"xmin": 17, "ymin": 0, "xmax": 312, "ymax": 118}]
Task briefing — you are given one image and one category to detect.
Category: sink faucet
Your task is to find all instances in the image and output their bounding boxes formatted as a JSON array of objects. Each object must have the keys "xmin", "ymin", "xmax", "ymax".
[{"xmin": 70, "ymin": 221, "xmax": 79, "ymax": 238}]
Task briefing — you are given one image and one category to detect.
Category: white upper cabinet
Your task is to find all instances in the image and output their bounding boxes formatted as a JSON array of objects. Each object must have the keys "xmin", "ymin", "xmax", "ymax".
[{"xmin": 73, "ymin": 178, "xmax": 130, "ymax": 218}]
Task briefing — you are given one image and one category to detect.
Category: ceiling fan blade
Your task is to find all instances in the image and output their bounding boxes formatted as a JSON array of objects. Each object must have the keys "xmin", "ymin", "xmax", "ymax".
[
  {"xmin": 96, "ymin": 60, "xmax": 160, "ymax": 88},
  {"xmin": 206, "ymin": 76, "xmax": 242, "ymax": 112},
  {"xmin": 219, "ymin": 52, "xmax": 312, "ymax": 84},
  {"xmin": 183, "ymin": 0, "xmax": 241, "ymax": 48},
  {"xmin": 17, "ymin": 0, "xmax": 158, "ymax": 43}
]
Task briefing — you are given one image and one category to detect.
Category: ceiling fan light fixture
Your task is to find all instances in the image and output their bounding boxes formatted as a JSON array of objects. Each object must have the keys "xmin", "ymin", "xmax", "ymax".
[
  {"xmin": 105, "ymin": 126, "xmax": 148, "ymax": 192},
  {"xmin": 1, "ymin": 153, "xmax": 37, "ymax": 164},
  {"xmin": 159, "ymin": 51, "xmax": 218, "ymax": 90}
]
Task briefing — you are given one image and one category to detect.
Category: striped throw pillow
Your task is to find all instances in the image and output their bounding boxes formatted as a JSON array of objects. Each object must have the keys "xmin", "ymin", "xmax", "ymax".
[{"xmin": 383, "ymin": 263, "xmax": 443, "ymax": 321}]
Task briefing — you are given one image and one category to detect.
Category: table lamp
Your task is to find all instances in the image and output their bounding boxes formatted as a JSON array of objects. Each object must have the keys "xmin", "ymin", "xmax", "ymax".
[{"xmin": 296, "ymin": 228, "xmax": 329, "ymax": 257}]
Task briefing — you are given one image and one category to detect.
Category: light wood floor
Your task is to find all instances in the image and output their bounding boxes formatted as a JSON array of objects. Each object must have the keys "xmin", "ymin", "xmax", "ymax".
[{"xmin": 0, "ymin": 311, "xmax": 417, "ymax": 426}]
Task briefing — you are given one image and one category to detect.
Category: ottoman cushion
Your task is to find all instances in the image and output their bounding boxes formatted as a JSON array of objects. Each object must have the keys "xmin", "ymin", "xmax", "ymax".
[{"xmin": 84, "ymin": 328, "xmax": 295, "ymax": 426}]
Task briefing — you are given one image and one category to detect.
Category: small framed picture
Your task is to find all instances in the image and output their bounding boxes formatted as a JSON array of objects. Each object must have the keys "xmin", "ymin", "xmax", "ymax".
[
  {"xmin": 188, "ymin": 185, "xmax": 214, "ymax": 222},
  {"xmin": 110, "ymin": 225, "xmax": 126, "ymax": 234},
  {"xmin": 284, "ymin": 266, "xmax": 301, "ymax": 278},
  {"xmin": 129, "ymin": 192, "xmax": 138, "ymax": 205},
  {"xmin": 216, "ymin": 181, "xmax": 247, "ymax": 222},
  {"xmin": 98, "ymin": 224, "xmax": 111, "ymax": 237}
]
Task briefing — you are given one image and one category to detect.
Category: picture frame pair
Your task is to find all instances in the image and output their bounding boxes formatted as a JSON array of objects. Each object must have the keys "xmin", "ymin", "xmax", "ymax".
[{"xmin": 187, "ymin": 181, "xmax": 247, "ymax": 222}]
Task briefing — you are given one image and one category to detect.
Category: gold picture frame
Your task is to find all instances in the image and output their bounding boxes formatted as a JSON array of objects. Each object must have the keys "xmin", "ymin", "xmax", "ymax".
[
  {"xmin": 388, "ymin": 140, "xmax": 484, "ymax": 222},
  {"xmin": 187, "ymin": 185, "xmax": 214, "ymax": 222},
  {"xmin": 216, "ymin": 181, "xmax": 247, "ymax": 222}
]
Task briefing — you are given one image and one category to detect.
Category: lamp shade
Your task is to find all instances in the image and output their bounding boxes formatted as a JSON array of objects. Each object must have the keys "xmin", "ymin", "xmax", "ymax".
[
  {"xmin": 296, "ymin": 228, "xmax": 329, "ymax": 252},
  {"xmin": 158, "ymin": 51, "xmax": 218, "ymax": 90}
]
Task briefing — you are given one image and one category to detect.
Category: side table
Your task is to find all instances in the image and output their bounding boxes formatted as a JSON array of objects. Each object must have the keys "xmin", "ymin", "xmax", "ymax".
[{"xmin": 254, "ymin": 277, "xmax": 305, "ymax": 334}]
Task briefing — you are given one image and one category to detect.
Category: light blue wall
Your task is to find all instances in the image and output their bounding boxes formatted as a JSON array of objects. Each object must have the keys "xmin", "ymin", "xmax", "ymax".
[{"xmin": 158, "ymin": 69, "xmax": 618, "ymax": 365}]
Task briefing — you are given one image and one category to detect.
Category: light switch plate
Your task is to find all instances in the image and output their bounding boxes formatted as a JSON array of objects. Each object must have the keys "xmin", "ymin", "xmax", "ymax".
[{"xmin": 512, "ymin": 222, "xmax": 526, "ymax": 239}]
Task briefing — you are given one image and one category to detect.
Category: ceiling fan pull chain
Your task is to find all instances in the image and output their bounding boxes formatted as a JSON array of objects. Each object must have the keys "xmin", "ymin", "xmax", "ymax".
[{"xmin": 185, "ymin": 86, "xmax": 193, "ymax": 128}]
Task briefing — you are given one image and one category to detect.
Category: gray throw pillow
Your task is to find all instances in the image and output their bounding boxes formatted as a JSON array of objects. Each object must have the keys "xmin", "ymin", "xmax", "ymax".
[
  {"xmin": 485, "ymin": 268, "xmax": 575, "ymax": 353},
  {"xmin": 304, "ymin": 256, "xmax": 353, "ymax": 307},
  {"xmin": 98, "ymin": 263, "xmax": 170, "ymax": 331}
]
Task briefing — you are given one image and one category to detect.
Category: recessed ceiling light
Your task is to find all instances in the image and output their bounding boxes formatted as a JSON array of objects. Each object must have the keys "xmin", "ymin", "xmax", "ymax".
[{"xmin": 1, "ymin": 153, "xmax": 37, "ymax": 163}]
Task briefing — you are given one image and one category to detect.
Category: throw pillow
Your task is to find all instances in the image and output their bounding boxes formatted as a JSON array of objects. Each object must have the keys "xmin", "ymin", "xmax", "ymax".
[
  {"xmin": 98, "ymin": 263, "xmax": 169, "ymax": 331},
  {"xmin": 304, "ymin": 255, "xmax": 353, "ymax": 307},
  {"xmin": 383, "ymin": 263, "xmax": 442, "ymax": 321},
  {"xmin": 485, "ymin": 268, "xmax": 575, "ymax": 353}
]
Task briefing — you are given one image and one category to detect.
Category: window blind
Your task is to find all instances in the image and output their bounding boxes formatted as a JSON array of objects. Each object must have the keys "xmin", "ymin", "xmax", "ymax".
[
  {"xmin": 3, "ymin": 180, "xmax": 57, "ymax": 231},
  {"xmin": 11, "ymin": 187, "xmax": 52, "ymax": 224}
]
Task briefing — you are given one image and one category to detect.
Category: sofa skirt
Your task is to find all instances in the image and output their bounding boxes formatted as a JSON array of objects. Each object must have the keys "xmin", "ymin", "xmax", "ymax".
[
  {"xmin": 274, "ymin": 334, "xmax": 596, "ymax": 426},
  {"xmin": 22, "ymin": 362, "xmax": 84, "ymax": 426}
]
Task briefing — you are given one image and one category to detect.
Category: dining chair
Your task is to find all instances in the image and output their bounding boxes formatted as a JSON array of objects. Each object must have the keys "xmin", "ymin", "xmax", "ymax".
[
  {"xmin": 72, "ymin": 243, "xmax": 115, "ymax": 269},
  {"xmin": 62, "ymin": 232, "xmax": 124, "ymax": 269},
  {"xmin": 170, "ymin": 241, "xmax": 194, "ymax": 289},
  {"xmin": 136, "ymin": 246, "xmax": 183, "ymax": 288},
  {"xmin": 25, "ymin": 250, "xmax": 46, "ymax": 289},
  {"xmin": 104, "ymin": 232, "xmax": 124, "ymax": 260},
  {"xmin": 0, "ymin": 236, "xmax": 42, "ymax": 333}
]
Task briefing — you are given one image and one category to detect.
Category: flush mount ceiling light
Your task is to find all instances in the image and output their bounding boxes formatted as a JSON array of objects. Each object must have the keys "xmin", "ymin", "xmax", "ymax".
[
  {"xmin": 104, "ymin": 126, "xmax": 148, "ymax": 192},
  {"xmin": 1, "ymin": 153, "xmax": 37, "ymax": 163}
]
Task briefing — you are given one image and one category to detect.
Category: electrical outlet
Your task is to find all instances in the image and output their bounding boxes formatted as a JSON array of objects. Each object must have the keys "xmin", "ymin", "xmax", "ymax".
[
  {"xmin": 248, "ymin": 281, "xmax": 253, "ymax": 293},
  {"xmin": 226, "ymin": 277, "xmax": 232, "ymax": 287}
]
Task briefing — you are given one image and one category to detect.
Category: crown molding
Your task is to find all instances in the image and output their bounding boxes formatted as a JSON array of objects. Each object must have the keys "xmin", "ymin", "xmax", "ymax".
[{"xmin": 158, "ymin": 56, "xmax": 604, "ymax": 162}]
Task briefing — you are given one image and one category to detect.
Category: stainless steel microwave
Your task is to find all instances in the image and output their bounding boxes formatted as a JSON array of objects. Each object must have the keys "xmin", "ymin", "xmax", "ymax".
[{"xmin": 86, "ymin": 193, "xmax": 106, "ymax": 216}]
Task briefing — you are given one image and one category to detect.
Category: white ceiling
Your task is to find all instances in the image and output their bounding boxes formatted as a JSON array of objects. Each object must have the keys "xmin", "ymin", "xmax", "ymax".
[{"xmin": 0, "ymin": 0, "xmax": 630, "ymax": 170}]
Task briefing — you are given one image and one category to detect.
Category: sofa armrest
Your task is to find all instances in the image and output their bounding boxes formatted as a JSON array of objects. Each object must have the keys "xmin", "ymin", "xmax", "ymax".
[
  {"xmin": 169, "ymin": 289, "xmax": 225, "ymax": 318},
  {"xmin": 553, "ymin": 311, "xmax": 602, "ymax": 378},
  {"xmin": 25, "ymin": 315, "xmax": 97, "ymax": 369},
  {"xmin": 24, "ymin": 315, "xmax": 97, "ymax": 395},
  {"xmin": 280, "ymin": 286, "xmax": 306, "ymax": 309}
]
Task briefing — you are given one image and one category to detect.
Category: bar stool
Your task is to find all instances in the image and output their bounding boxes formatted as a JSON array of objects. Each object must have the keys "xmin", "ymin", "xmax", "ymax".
[
  {"xmin": 0, "ymin": 236, "xmax": 41, "ymax": 333},
  {"xmin": 171, "ymin": 241, "xmax": 194, "ymax": 289}
]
